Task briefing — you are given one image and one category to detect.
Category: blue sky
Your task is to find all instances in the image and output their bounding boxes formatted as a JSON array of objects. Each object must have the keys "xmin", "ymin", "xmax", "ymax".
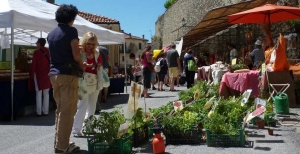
[{"xmin": 44, "ymin": 0, "xmax": 166, "ymax": 42}]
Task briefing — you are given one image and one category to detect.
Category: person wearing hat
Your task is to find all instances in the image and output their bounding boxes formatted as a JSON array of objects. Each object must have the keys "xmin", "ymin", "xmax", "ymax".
[
  {"xmin": 29, "ymin": 38, "xmax": 51, "ymax": 117},
  {"xmin": 250, "ymin": 40, "xmax": 265, "ymax": 68}
]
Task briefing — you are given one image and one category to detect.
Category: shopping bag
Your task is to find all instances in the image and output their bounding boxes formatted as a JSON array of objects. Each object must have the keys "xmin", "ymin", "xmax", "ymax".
[{"xmin": 188, "ymin": 60, "xmax": 197, "ymax": 71}]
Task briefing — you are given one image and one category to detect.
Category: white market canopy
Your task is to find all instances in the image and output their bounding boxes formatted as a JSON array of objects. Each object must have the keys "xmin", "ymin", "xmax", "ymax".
[
  {"xmin": 0, "ymin": 0, "xmax": 127, "ymax": 121},
  {"xmin": 0, "ymin": 0, "xmax": 125, "ymax": 46}
]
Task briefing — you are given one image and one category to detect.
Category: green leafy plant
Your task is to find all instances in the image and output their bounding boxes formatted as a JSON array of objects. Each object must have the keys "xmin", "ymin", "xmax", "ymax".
[
  {"xmin": 127, "ymin": 108, "xmax": 151, "ymax": 134},
  {"xmin": 229, "ymin": 64, "xmax": 247, "ymax": 72},
  {"xmin": 164, "ymin": 0, "xmax": 177, "ymax": 9},
  {"xmin": 264, "ymin": 111, "xmax": 275, "ymax": 124},
  {"xmin": 286, "ymin": 19, "xmax": 300, "ymax": 26},
  {"xmin": 162, "ymin": 111, "xmax": 199, "ymax": 133},
  {"xmin": 204, "ymin": 112, "xmax": 238, "ymax": 135},
  {"xmin": 82, "ymin": 108, "xmax": 126, "ymax": 144}
]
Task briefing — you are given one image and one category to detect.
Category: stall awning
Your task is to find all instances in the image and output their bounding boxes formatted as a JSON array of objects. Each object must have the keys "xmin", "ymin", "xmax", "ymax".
[{"xmin": 183, "ymin": 0, "xmax": 278, "ymax": 48}]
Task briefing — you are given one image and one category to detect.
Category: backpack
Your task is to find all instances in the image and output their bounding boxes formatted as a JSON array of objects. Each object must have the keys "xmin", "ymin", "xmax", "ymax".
[{"xmin": 154, "ymin": 58, "xmax": 163, "ymax": 72}]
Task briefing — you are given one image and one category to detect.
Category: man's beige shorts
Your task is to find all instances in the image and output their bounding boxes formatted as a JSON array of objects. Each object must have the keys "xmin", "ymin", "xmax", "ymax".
[{"xmin": 168, "ymin": 67, "xmax": 178, "ymax": 78}]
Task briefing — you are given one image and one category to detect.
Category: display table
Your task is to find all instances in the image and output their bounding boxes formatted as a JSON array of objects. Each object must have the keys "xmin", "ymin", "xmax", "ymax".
[
  {"xmin": 197, "ymin": 66, "xmax": 212, "ymax": 81},
  {"xmin": 219, "ymin": 71, "xmax": 260, "ymax": 99},
  {"xmin": 108, "ymin": 77, "xmax": 125, "ymax": 94},
  {"xmin": 0, "ymin": 77, "xmax": 54, "ymax": 121}
]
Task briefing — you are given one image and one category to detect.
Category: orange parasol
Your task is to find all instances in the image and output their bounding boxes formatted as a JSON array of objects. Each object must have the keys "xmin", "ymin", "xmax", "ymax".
[{"xmin": 228, "ymin": 3, "xmax": 300, "ymax": 25}]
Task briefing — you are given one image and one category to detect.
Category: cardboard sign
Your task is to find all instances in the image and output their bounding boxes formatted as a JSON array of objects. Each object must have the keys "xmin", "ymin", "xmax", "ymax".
[
  {"xmin": 173, "ymin": 101, "xmax": 183, "ymax": 112},
  {"xmin": 241, "ymin": 89, "xmax": 252, "ymax": 106},
  {"xmin": 127, "ymin": 82, "xmax": 143, "ymax": 118},
  {"xmin": 244, "ymin": 106, "xmax": 266, "ymax": 123},
  {"xmin": 255, "ymin": 98, "xmax": 266, "ymax": 109},
  {"xmin": 231, "ymin": 58, "xmax": 237, "ymax": 65}
]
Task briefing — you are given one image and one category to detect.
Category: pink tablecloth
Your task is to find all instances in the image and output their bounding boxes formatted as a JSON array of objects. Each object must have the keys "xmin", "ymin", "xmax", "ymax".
[{"xmin": 219, "ymin": 70, "xmax": 260, "ymax": 98}]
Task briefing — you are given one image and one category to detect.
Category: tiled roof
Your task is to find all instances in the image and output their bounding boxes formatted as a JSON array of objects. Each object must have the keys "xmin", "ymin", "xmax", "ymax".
[
  {"xmin": 123, "ymin": 32, "xmax": 148, "ymax": 41},
  {"xmin": 78, "ymin": 11, "xmax": 120, "ymax": 24}
]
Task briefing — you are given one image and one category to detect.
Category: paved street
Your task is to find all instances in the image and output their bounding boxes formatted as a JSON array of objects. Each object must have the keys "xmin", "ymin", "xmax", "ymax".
[{"xmin": 1, "ymin": 84, "xmax": 300, "ymax": 154}]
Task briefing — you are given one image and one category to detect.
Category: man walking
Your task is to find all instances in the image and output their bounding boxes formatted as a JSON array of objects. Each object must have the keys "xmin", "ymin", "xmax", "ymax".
[{"xmin": 166, "ymin": 44, "xmax": 181, "ymax": 91}]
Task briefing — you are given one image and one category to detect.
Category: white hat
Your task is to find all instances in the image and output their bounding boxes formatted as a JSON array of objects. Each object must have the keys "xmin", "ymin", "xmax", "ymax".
[{"xmin": 255, "ymin": 40, "xmax": 262, "ymax": 45}]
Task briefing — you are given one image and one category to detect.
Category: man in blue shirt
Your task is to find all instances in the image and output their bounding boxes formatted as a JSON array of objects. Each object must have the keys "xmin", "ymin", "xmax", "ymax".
[{"xmin": 47, "ymin": 4, "xmax": 83, "ymax": 153}]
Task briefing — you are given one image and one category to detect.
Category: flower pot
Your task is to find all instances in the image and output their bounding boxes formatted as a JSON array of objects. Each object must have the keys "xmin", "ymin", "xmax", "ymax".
[
  {"xmin": 256, "ymin": 119, "xmax": 265, "ymax": 129},
  {"xmin": 268, "ymin": 129, "xmax": 274, "ymax": 135}
]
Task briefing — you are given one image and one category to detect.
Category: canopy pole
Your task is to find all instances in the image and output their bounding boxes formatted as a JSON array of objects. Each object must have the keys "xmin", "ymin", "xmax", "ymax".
[
  {"xmin": 11, "ymin": 26, "xmax": 14, "ymax": 122},
  {"xmin": 124, "ymin": 43, "xmax": 127, "ymax": 93}
]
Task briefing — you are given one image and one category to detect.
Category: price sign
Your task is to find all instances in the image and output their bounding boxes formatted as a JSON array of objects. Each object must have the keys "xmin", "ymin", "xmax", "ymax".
[
  {"xmin": 241, "ymin": 89, "xmax": 252, "ymax": 106},
  {"xmin": 244, "ymin": 106, "xmax": 266, "ymax": 123},
  {"xmin": 173, "ymin": 101, "xmax": 183, "ymax": 112},
  {"xmin": 261, "ymin": 63, "xmax": 266, "ymax": 74},
  {"xmin": 255, "ymin": 98, "xmax": 266, "ymax": 109},
  {"xmin": 231, "ymin": 58, "xmax": 237, "ymax": 65},
  {"xmin": 0, "ymin": 61, "xmax": 11, "ymax": 70}
]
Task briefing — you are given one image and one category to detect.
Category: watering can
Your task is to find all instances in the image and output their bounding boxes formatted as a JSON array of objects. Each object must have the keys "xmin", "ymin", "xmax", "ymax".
[
  {"xmin": 270, "ymin": 84, "xmax": 290, "ymax": 114},
  {"xmin": 272, "ymin": 92, "xmax": 289, "ymax": 114}
]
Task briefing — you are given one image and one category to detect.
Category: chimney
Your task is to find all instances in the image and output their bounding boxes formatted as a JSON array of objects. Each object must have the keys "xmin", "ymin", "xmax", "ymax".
[
  {"xmin": 129, "ymin": 33, "xmax": 131, "ymax": 38},
  {"xmin": 142, "ymin": 35, "xmax": 144, "ymax": 40},
  {"xmin": 46, "ymin": 0, "xmax": 55, "ymax": 4}
]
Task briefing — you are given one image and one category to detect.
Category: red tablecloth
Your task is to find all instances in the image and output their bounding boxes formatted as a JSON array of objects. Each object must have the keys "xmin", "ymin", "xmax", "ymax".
[{"xmin": 219, "ymin": 70, "xmax": 260, "ymax": 98}]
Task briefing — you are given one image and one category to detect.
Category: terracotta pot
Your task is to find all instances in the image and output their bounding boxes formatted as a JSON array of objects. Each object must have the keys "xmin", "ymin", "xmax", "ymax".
[
  {"xmin": 268, "ymin": 129, "xmax": 274, "ymax": 135},
  {"xmin": 256, "ymin": 119, "xmax": 265, "ymax": 129}
]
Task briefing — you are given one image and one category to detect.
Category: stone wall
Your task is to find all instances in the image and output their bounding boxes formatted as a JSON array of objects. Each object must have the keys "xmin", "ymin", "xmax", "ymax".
[
  {"xmin": 154, "ymin": 0, "xmax": 300, "ymax": 50},
  {"xmin": 154, "ymin": 0, "xmax": 246, "ymax": 49}
]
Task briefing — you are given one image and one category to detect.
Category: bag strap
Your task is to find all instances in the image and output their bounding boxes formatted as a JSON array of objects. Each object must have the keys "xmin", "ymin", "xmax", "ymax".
[{"xmin": 39, "ymin": 49, "xmax": 50, "ymax": 64}]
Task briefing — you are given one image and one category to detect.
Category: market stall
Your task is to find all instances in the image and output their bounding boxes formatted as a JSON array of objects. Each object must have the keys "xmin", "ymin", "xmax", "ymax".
[{"xmin": 0, "ymin": 0, "xmax": 126, "ymax": 121}]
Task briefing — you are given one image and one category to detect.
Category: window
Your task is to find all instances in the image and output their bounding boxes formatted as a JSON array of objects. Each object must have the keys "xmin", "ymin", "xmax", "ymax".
[
  {"xmin": 122, "ymin": 56, "xmax": 124, "ymax": 61},
  {"xmin": 139, "ymin": 43, "xmax": 142, "ymax": 49}
]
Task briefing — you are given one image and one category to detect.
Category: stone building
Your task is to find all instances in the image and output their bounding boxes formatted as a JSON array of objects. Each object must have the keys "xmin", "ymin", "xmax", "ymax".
[
  {"xmin": 154, "ymin": 0, "xmax": 300, "ymax": 51},
  {"xmin": 120, "ymin": 31, "xmax": 148, "ymax": 67}
]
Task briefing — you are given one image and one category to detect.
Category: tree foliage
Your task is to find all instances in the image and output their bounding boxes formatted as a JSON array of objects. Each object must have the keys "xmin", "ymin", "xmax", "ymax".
[{"xmin": 164, "ymin": 0, "xmax": 177, "ymax": 9}]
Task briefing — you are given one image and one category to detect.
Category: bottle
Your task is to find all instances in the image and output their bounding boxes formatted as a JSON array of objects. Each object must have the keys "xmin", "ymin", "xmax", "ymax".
[{"xmin": 152, "ymin": 126, "xmax": 165, "ymax": 154}]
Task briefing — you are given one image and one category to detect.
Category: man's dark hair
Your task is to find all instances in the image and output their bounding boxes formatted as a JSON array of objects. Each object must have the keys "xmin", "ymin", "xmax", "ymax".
[
  {"xmin": 37, "ymin": 38, "xmax": 46, "ymax": 47},
  {"xmin": 228, "ymin": 44, "xmax": 236, "ymax": 48},
  {"xmin": 171, "ymin": 43, "xmax": 176, "ymax": 49},
  {"xmin": 129, "ymin": 53, "xmax": 135, "ymax": 59},
  {"xmin": 55, "ymin": 4, "xmax": 78, "ymax": 24}
]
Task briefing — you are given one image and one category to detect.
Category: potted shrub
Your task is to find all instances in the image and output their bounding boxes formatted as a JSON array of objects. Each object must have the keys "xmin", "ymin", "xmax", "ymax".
[
  {"xmin": 264, "ymin": 111, "xmax": 276, "ymax": 127},
  {"xmin": 255, "ymin": 118, "xmax": 265, "ymax": 129}
]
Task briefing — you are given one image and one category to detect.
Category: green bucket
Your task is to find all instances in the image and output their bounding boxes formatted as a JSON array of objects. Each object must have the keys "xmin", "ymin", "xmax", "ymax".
[{"xmin": 273, "ymin": 92, "xmax": 289, "ymax": 114}]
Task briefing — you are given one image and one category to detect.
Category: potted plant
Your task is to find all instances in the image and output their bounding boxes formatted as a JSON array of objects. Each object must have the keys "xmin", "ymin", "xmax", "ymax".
[
  {"xmin": 255, "ymin": 118, "xmax": 265, "ymax": 129},
  {"xmin": 267, "ymin": 123, "xmax": 274, "ymax": 135},
  {"xmin": 264, "ymin": 111, "xmax": 276, "ymax": 127}
]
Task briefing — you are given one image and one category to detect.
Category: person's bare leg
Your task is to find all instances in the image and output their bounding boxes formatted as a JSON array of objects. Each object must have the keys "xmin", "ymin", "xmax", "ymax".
[
  {"xmin": 98, "ymin": 90, "xmax": 102, "ymax": 102},
  {"xmin": 160, "ymin": 81, "xmax": 163, "ymax": 90},
  {"xmin": 144, "ymin": 88, "xmax": 149, "ymax": 97},
  {"xmin": 103, "ymin": 87, "xmax": 108, "ymax": 102},
  {"xmin": 176, "ymin": 76, "xmax": 180, "ymax": 86},
  {"xmin": 170, "ymin": 77, "xmax": 174, "ymax": 90}
]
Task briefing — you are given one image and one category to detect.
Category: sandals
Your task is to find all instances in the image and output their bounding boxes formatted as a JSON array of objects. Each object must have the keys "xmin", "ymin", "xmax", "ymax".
[
  {"xmin": 55, "ymin": 144, "xmax": 80, "ymax": 154},
  {"xmin": 169, "ymin": 89, "xmax": 177, "ymax": 92}
]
